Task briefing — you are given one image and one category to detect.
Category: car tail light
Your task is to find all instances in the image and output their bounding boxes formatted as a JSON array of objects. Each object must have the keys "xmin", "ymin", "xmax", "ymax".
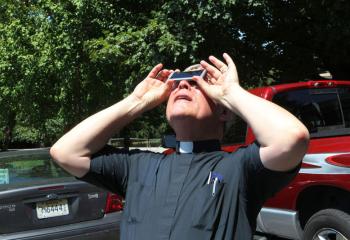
[
  {"xmin": 326, "ymin": 154, "xmax": 350, "ymax": 168},
  {"xmin": 105, "ymin": 193, "xmax": 123, "ymax": 213}
]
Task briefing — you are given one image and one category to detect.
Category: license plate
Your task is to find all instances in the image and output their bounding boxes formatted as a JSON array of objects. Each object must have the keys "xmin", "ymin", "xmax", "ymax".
[{"xmin": 36, "ymin": 199, "xmax": 69, "ymax": 219}]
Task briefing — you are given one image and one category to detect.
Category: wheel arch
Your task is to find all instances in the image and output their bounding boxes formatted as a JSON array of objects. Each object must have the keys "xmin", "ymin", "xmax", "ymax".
[{"xmin": 296, "ymin": 185, "xmax": 350, "ymax": 228}]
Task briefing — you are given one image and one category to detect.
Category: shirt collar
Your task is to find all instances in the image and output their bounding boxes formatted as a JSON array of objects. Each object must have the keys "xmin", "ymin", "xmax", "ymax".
[{"xmin": 176, "ymin": 139, "xmax": 221, "ymax": 154}]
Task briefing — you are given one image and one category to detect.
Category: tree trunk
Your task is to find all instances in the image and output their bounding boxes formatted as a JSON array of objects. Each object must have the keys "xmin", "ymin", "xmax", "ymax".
[{"xmin": 1, "ymin": 112, "xmax": 16, "ymax": 151}]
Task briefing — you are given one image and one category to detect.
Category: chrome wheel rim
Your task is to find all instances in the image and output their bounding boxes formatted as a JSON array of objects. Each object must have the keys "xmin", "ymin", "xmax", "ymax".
[{"xmin": 313, "ymin": 228, "xmax": 348, "ymax": 240}]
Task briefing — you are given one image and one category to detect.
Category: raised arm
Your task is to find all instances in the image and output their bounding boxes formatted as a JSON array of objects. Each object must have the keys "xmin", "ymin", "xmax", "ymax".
[
  {"xmin": 50, "ymin": 64, "xmax": 174, "ymax": 177},
  {"xmin": 194, "ymin": 53, "xmax": 309, "ymax": 171}
]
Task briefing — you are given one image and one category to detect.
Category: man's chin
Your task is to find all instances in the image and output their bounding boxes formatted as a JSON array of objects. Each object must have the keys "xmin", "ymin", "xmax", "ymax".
[
  {"xmin": 167, "ymin": 113, "xmax": 199, "ymax": 128},
  {"xmin": 168, "ymin": 114, "xmax": 196, "ymax": 122}
]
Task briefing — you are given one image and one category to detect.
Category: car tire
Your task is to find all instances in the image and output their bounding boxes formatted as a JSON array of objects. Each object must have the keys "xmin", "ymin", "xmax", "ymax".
[{"xmin": 303, "ymin": 209, "xmax": 350, "ymax": 240}]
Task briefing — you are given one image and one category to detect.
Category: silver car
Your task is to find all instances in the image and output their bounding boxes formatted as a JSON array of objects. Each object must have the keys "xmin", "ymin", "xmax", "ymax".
[{"xmin": 0, "ymin": 149, "xmax": 121, "ymax": 240}]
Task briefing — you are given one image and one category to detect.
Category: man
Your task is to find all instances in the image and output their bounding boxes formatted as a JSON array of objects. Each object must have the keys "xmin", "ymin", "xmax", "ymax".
[{"xmin": 50, "ymin": 53, "xmax": 309, "ymax": 239}]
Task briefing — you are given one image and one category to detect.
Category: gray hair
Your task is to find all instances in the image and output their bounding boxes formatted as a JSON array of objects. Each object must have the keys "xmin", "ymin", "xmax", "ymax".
[{"xmin": 184, "ymin": 64, "xmax": 203, "ymax": 72}]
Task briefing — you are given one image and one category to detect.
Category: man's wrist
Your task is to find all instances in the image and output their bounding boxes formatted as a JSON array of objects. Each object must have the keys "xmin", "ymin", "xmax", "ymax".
[
  {"xmin": 221, "ymin": 84, "xmax": 245, "ymax": 111},
  {"xmin": 124, "ymin": 94, "xmax": 148, "ymax": 116}
]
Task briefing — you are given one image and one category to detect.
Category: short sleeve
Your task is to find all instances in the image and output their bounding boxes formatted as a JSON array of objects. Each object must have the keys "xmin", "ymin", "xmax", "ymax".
[
  {"xmin": 77, "ymin": 145, "xmax": 130, "ymax": 196},
  {"xmin": 240, "ymin": 142, "xmax": 301, "ymax": 222},
  {"xmin": 240, "ymin": 142, "xmax": 300, "ymax": 204}
]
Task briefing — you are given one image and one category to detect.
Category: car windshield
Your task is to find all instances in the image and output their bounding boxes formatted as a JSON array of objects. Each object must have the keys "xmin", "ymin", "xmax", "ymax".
[{"xmin": 0, "ymin": 149, "xmax": 74, "ymax": 191}]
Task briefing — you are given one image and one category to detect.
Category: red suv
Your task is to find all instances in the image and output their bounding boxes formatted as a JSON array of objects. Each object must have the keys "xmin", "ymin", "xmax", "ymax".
[{"xmin": 221, "ymin": 80, "xmax": 350, "ymax": 239}]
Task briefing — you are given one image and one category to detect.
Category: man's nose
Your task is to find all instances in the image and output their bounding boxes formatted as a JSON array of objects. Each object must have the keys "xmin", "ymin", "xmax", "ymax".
[{"xmin": 178, "ymin": 80, "xmax": 191, "ymax": 89}]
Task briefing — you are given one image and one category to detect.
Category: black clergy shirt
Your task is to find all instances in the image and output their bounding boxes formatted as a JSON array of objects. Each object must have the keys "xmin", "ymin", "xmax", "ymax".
[{"xmin": 79, "ymin": 140, "xmax": 299, "ymax": 240}]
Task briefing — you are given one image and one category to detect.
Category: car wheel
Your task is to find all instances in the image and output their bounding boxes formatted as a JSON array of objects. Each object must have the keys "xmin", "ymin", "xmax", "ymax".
[{"xmin": 303, "ymin": 209, "xmax": 350, "ymax": 240}]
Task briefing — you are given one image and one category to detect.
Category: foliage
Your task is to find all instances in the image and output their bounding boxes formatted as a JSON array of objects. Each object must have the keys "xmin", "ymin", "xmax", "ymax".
[
  {"xmin": 262, "ymin": 0, "xmax": 350, "ymax": 81},
  {"xmin": 0, "ymin": 0, "xmax": 349, "ymax": 148}
]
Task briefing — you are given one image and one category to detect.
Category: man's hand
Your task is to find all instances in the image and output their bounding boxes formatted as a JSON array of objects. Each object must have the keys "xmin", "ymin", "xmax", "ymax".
[
  {"xmin": 132, "ymin": 64, "xmax": 174, "ymax": 111},
  {"xmin": 192, "ymin": 53, "xmax": 240, "ymax": 109}
]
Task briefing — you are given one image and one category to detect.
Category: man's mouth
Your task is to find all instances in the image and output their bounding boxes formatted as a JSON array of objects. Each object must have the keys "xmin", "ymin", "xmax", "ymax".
[{"xmin": 175, "ymin": 95, "xmax": 192, "ymax": 101}]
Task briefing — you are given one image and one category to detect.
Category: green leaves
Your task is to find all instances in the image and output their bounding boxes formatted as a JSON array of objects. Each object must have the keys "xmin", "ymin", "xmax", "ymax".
[{"xmin": 1, "ymin": 0, "xmax": 349, "ymax": 148}]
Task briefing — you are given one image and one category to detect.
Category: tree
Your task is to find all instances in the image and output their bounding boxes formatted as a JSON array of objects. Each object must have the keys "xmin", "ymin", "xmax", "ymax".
[
  {"xmin": 256, "ymin": 0, "xmax": 350, "ymax": 81},
  {"xmin": 1, "ymin": 0, "xmax": 349, "ymax": 148}
]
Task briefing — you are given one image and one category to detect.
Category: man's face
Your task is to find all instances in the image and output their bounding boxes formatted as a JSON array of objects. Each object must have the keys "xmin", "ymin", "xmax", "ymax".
[{"xmin": 166, "ymin": 80, "xmax": 219, "ymax": 126}]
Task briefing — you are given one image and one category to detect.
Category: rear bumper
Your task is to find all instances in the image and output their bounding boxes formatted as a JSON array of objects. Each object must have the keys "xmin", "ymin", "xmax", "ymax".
[{"xmin": 1, "ymin": 212, "xmax": 121, "ymax": 240}]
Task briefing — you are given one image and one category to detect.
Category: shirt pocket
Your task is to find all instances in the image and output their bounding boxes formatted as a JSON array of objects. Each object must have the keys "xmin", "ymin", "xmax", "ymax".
[
  {"xmin": 124, "ymin": 181, "xmax": 152, "ymax": 223},
  {"xmin": 191, "ymin": 182, "xmax": 225, "ymax": 231}
]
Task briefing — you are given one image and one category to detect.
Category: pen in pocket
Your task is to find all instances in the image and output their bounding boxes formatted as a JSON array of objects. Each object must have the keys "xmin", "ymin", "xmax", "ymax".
[
  {"xmin": 207, "ymin": 171, "xmax": 212, "ymax": 185},
  {"xmin": 212, "ymin": 177, "xmax": 218, "ymax": 196}
]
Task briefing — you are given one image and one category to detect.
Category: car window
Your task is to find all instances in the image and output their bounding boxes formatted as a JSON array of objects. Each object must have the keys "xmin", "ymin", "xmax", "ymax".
[
  {"xmin": 222, "ymin": 114, "xmax": 247, "ymax": 145},
  {"xmin": 273, "ymin": 87, "xmax": 350, "ymax": 138},
  {"xmin": 0, "ymin": 150, "xmax": 73, "ymax": 190}
]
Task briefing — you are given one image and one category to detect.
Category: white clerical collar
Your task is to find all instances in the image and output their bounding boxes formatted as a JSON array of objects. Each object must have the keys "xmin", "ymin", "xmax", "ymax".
[
  {"xmin": 175, "ymin": 139, "xmax": 221, "ymax": 153},
  {"xmin": 178, "ymin": 141, "xmax": 194, "ymax": 154}
]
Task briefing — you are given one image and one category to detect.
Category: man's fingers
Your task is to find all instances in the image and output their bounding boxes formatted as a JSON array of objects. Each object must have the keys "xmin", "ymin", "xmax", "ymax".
[
  {"xmin": 156, "ymin": 69, "xmax": 172, "ymax": 82},
  {"xmin": 223, "ymin": 53, "xmax": 237, "ymax": 74},
  {"xmin": 192, "ymin": 76, "xmax": 211, "ymax": 93},
  {"xmin": 147, "ymin": 63, "xmax": 163, "ymax": 78},
  {"xmin": 200, "ymin": 60, "xmax": 221, "ymax": 80},
  {"xmin": 164, "ymin": 79, "xmax": 175, "ymax": 91},
  {"xmin": 222, "ymin": 53, "xmax": 239, "ymax": 80},
  {"xmin": 208, "ymin": 55, "xmax": 228, "ymax": 73}
]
